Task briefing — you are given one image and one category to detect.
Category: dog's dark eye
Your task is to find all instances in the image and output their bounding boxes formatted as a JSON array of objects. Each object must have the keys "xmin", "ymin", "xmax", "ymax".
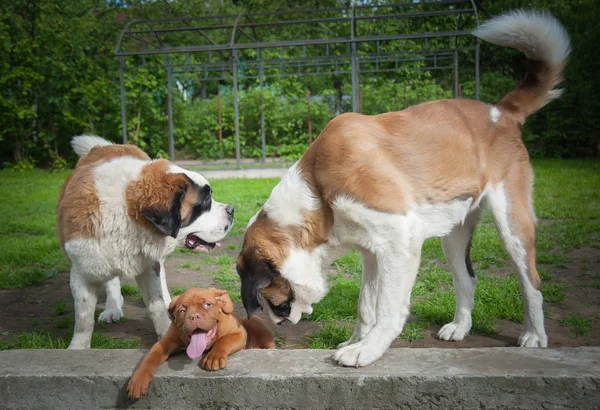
[
  {"xmin": 203, "ymin": 302, "xmax": 212, "ymax": 309},
  {"xmin": 269, "ymin": 300, "xmax": 292, "ymax": 318},
  {"xmin": 179, "ymin": 308, "xmax": 186, "ymax": 313}
]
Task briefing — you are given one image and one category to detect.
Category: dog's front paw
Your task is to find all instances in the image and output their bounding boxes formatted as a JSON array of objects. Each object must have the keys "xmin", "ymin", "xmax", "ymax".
[
  {"xmin": 438, "ymin": 321, "xmax": 470, "ymax": 341},
  {"xmin": 519, "ymin": 331, "xmax": 548, "ymax": 347},
  {"xmin": 202, "ymin": 351, "xmax": 228, "ymax": 371},
  {"xmin": 127, "ymin": 371, "xmax": 151, "ymax": 399},
  {"xmin": 98, "ymin": 308, "xmax": 123, "ymax": 324},
  {"xmin": 333, "ymin": 342, "xmax": 382, "ymax": 367}
]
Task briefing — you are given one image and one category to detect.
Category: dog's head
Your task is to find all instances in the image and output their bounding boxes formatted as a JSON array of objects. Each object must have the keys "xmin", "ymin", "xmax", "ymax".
[
  {"xmin": 128, "ymin": 161, "xmax": 234, "ymax": 251},
  {"xmin": 236, "ymin": 210, "xmax": 328, "ymax": 325},
  {"xmin": 168, "ymin": 287, "xmax": 234, "ymax": 358}
]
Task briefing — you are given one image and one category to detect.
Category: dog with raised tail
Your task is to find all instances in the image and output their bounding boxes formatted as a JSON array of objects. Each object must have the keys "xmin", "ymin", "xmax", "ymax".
[{"xmin": 236, "ymin": 10, "xmax": 571, "ymax": 367}]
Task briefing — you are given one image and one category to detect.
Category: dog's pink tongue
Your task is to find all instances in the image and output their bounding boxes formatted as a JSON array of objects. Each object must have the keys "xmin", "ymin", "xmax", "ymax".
[{"xmin": 186, "ymin": 331, "xmax": 208, "ymax": 359}]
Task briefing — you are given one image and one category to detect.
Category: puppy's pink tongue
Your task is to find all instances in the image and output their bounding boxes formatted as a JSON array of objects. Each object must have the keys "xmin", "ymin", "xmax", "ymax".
[{"xmin": 187, "ymin": 331, "xmax": 208, "ymax": 359}]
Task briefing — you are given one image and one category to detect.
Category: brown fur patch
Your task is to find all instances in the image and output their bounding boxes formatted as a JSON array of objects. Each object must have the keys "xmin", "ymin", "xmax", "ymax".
[
  {"xmin": 296, "ymin": 100, "xmax": 524, "ymax": 215},
  {"xmin": 57, "ymin": 144, "xmax": 151, "ymax": 248},
  {"xmin": 125, "ymin": 159, "xmax": 190, "ymax": 233},
  {"xmin": 57, "ymin": 165, "xmax": 101, "ymax": 247},
  {"xmin": 260, "ymin": 276, "xmax": 293, "ymax": 306},
  {"xmin": 75, "ymin": 144, "xmax": 149, "ymax": 169},
  {"xmin": 499, "ymin": 60, "xmax": 566, "ymax": 124},
  {"xmin": 180, "ymin": 187, "xmax": 201, "ymax": 225},
  {"xmin": 503, "ymin": 163, "xmax": 542, "ymax": 290}
]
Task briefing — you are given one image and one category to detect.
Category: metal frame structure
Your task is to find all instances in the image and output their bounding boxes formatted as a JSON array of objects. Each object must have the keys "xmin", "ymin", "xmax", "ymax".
[{"xmin": 116, "ymin": 0, "xmax": 480, "ymax": 168}]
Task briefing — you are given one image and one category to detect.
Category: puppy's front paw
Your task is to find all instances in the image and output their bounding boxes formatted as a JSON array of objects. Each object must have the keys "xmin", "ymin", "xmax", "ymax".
[
  {"xmin": 202, "ymin": 351, "xmax": 228, "ymax": 371},
  {"xmin": 127, "ymin": 371, "xmax": 151, "ymax": 399}
]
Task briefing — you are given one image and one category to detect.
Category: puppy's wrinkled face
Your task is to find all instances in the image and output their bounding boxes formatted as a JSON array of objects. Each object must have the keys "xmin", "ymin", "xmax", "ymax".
[{"xmin": 168, "ymin": 288, "xmax": 234, "ymax": 338}]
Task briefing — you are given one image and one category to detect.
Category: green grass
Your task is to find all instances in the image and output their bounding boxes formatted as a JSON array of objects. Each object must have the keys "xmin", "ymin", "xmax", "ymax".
[
  {"xmin": 307, "ymin": 321, "xmax": 353, "ymax": 349},
  {"xmin": 0, "ymin": 330, "xmax": 139, "ymax": 350},
  {"xmin": 0, "ymin": 160, "xmax": 598, "ymax": 349},
  {"xmin": 214, "ymin": 255, "xmax": 235, "ymax": 265},
  {"xmin": 213, "ymin": 265, "xmax": 241, "ymax": 301},
  {"xmin": 541, "ymin": 282, "xmax": 568, "ymax": 303},
  {"xmin": 532, "ymin": 159, "xmax": 600, "ymax": 220},
  {"xmin": 52, "ymin": 299, "xmax": 70, "ymax": 317},
  {"xmin": 121, "ymin": 284, "xmax": 142, "ymax": 300},
  {"xmin": 0, "ymin": 170, "xmax": 71, "ymax": 289},
  {"xmin": 308, "ymin": 274, "xmax": 361, "ymax": 322},
  {"xmin": 54, "ymin": 315, "xmax": 74, "ymax": 329},
  {"xmin": 332, "ymin": 250, "xmax": 363, "ymax": 275},
  {"xmin": 122, "ymin": 283, "xmax": 189, "ymax": 300},
  {"xmin": 170, "ymin": 287, "xmax": 187, "ymax": 296},
  {"xmin": 559, "ymin": 314, "xmax": 594, "ymax": 338},
  {"xmin": 400, "ymin": 321, "xmax": 428, "ymax": 342},
  {"xmin": 209, "ymin": 178, "xmax": 280, "ymax": 235}
]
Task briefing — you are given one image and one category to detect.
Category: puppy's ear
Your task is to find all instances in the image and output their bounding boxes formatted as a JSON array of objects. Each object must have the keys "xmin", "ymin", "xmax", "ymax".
[
  {"xmin": 168, "ymin": 295, "xmax": 181, "ymax": 321},
  {"xmin": 213, "ymin": 289, "xmax": 234, "ymax": 315},
  {"xmin": 141, "ymin": 189, "xmax": 185, "ymax": 238},
  {"xmin": 237, "ymin": 255, "xmax": 277, "ymax": 319}
]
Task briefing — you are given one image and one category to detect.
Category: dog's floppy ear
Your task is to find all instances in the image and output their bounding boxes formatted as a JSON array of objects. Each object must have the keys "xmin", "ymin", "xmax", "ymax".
[
  {"xmin": 168, "ymin": 295, "xmax": 181, "ymax": 321},
  {"xmin": 213, "ymin": 289, "xmax": 234, "ymax": 314},
  {"xmin": 237, "ymin": 253, "xmax": 278, "ymax": 319},
  {"xmin": 141, "ymin": 189, "xmax": 185, "ymax": 238}
]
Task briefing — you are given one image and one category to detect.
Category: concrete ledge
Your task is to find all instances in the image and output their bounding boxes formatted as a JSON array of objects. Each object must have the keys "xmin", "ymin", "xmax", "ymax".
[{"xmin": 1, "ymin": 347, "xmax": 599, "ymax": 409}]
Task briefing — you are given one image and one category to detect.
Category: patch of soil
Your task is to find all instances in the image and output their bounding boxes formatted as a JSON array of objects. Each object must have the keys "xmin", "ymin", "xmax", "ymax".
[{"xmin": 1, "ymin": 235, "xmax": 598, "ymax": 350}]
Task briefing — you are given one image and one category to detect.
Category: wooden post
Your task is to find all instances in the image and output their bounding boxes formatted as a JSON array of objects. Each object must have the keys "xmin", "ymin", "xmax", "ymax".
[
  {"xmin": 307, "ymin": 90, "xmax": 312, "ymax": 145},
  {"xmin": 217, "ymin": 87, "xmax": 222, "ymax": 147}
]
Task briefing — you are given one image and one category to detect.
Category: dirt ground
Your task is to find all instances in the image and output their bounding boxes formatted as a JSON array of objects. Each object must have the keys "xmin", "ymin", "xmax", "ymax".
[{"xmin": 1, "ymin": 234, "xmax": 598, "ymax": 350}]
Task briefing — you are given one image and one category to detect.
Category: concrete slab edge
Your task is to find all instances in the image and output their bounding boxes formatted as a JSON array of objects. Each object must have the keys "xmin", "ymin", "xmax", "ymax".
[{"xmin": 1, "ymin": 347, "xmax": 599, "ymax": 409}]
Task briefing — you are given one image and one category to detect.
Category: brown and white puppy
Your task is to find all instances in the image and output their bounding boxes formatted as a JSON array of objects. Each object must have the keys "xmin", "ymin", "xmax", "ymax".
[
  {"xmin": 237, "ymin": 10, "xmax": 571, "ymax": 367},
  {"xmin": 57, "ymin": 136, "xmax": 234, "ymax": 349},
  {"xmin": 127, "ymin": 287, "xmax": 275, "ymax": 399}
]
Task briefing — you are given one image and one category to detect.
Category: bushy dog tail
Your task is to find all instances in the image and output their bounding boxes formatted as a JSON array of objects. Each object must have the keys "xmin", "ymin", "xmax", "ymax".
[
  {"xmin": 473, "ymin": 10, "xmax": 571, "ymax": 124},
  {"xmin": 71, "ymin": 135, "xmax": 113, "ymax": 157}
]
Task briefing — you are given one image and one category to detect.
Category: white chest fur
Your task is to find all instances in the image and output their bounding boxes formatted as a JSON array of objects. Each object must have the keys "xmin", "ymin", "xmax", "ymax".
[{"xmin": 331, "ymin": 196, "xmax": 477, "ymax": 249}]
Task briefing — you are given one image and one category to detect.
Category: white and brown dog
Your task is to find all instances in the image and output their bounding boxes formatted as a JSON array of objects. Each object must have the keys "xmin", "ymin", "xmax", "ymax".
[
  {"xmin": 57, "ymin": 136, "xmax": 234, "ymax": 349},
  {"xmin": 237, "ymin": 10, "xmax": 571, "ymax": 367}
]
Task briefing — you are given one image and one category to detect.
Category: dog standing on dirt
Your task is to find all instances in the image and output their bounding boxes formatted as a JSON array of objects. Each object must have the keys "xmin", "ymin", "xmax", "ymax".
[
  {"xmin": 127, "ymin": 287, "xmax": 275, "ymax": 399},
  {"xmin": 57, "ymin": 136, "xmax": 234, "ymax": 349},
  {"xmin": 236, "ymin": 10, "xmax": 571, "ymax": 367}
]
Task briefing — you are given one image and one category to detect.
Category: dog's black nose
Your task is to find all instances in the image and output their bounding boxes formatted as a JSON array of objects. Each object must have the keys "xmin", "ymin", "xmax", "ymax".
[{"xmin": 226, "ymin": 205, "xmax": 234, "ymax": 217}]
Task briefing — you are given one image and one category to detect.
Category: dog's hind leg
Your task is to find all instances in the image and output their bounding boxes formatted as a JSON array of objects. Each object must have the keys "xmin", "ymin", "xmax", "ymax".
[
  {"xmin": 98, "ymin": 277, "xmax": 124, "ymax": 323},
  {"xmin": 487, "ymin": 165, "xmax": 547, "ymax": 347},
  {"xmin": 68, "ymin": 269, "xmax": 100, "ymax": 349},
  {"xmin": 438, "ymin": 209, "xmax": 481, "ymax": 342},
  {"xmin": 136, "ymin": 261, "xmax": 171, "ymax": 340},
  {"xmin": 338, "ymin": 248, "xmax": 378, "ymax": 348}
]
